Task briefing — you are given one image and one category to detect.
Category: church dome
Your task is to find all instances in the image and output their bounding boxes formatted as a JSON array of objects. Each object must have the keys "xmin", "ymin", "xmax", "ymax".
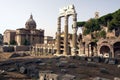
[{"xmin": 25, "ymin": 14, "xmax": 36, "ymax": 30}]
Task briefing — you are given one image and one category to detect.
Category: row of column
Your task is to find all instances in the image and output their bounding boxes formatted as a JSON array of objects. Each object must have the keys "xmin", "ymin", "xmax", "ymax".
[
  {"xmin": 32, "ymin": 47, "xmax": 55, "ymax": 55},
  {"xmin": 56, "ymin": 14, "xmax": 78, "ymax": 56}
]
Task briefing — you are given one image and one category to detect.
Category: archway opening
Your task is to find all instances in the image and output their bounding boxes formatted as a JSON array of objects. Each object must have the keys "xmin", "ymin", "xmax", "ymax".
[
  {"xmin": 113, "ymin": 42, "xmax": 120, "ymax": 58},
  {"xmin": 100, "ymin": 45, "xmax": 110, "ymax": 58}
]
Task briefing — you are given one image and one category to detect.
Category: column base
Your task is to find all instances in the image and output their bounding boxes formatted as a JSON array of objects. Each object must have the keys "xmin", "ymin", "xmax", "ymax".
[
  {"xmin": 55, "ymin": 51, "xmax": 60, "ymax": 56},
  {"xmin": 63, "ymin": 51, "xmax": 68, "ymax": 56},
  {"xmin": 71, "ymin": 47, "xmax": 77, "ymax": 56}
]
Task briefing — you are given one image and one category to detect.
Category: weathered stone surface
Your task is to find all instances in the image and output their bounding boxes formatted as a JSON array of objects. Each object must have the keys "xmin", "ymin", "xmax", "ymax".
[
  {"xmin": 27, "ymin": 65, "xmax": 38, "ymax": 77},
  {"xmin": 93, "ymin": 57, "xmax": 101, "ymax": 63},
  {"xmin": 68, "ymin": 63, "xmax": 77, "ymax": 68},
  {"xmin": 79, "ymin": 63, "xmax": 86, "ymax": 66},
  {"xmin": 87, "ymin": 57, "xmax": 93, "ymax": 62},
  {"xmin": 93, "ymin": 77, "xmax": 110, "ymax": 80},
  {"xmin": 75, "ymin": 56, "xmax": 80, "ymax": 60},
  {"xmin": 86, "ymin": 62, "xmax": 97, "ymax": 67},
  {"xmin": 108, "ymin": 58, "xmax": 118, "ymax": 65},
  {"xmin": 39, "ymin": 63, "xmax": 46, "ymax": 66},
  {"xmin": 117, "ymin": 64, "xmax": 120, "ymax": 68},
  {"xmin": 104, "ymin": 58, "xmax": 109, "ymax": 64},
  {"xmin": 114, "ymin": 77, "xmax": 120, "ymax": 80},
  {"xmin": 0, "ymin": 70, "xmax": 5, "ymax": 75},
  {"xmin": 61, "ymin": 69, "xmax": 68, "ymax": 73},
  {"xmin": 56, "ymin": 62, "xmax": 65, "ymax": 67},
  {"xmin": 7, "ymin": 68, "xmax": 16, "ymax": 72},
  {"xmin": 62, "ymin": 74, "xmax": 76, "ymax": 80},
  {"xmin": 100, "ymin": 68, "xmax": 109, "ymax": 74},
  {"xmin": 39, "ymin": 73, "xmax": 59, "ymax": 80},
  {"xmin": 80, "ymin": 57, "xmax": 87, "ymax": 61},
  {"xmin": 20, "ymin": 66, "xmax": 27, "ymax": 74},
  {"xmin": 34, "ymin": 59, "xmax": 42, "ymax": 63}
]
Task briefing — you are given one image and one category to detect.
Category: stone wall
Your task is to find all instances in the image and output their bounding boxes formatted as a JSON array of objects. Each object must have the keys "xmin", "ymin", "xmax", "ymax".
[
  {"xmin": 14, "ymin": 45, "xmax": 30, "ymax": 51},
  {"xmin": 0, "ymin": 46, "xmax": 14, "ymax": 52},
  {"xmin": 0, "ymin": 45, "xmax": 30, "ymax": 52}
]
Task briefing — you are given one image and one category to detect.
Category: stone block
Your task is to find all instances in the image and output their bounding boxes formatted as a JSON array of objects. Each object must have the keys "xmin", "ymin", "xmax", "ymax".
[
  {"xmin": 93, "ymin": 77, "xmax": 110, "ymax": 80},
  {"xmin": 75, "ymin": 56, "xmax": 80, "ymax": 60},
  {"xmin": 20, "ymin": 66, "xmax": 27, "ymax": 74},
  {"xmin": 87, "ymin": 57, "xmax": 93, "ymax": 62},
  {"xmin": 117, "ymin": 64, "xmax": 120, "ymax": 68},
  {"xmin": 86, "ymin": 62, "xmax": 97, "ymax": 67},
  {"xmin": 80, "ymin": 57, "xmax": 87, "ymax": 61},
  {"xmin": 114, "ymin": 77, "xmax": 120, "ymax": 80},
  {"xmin": 68, "ymin": 63, "xmax": 77, "ymax": 68},
  {"xmin": 39, "ymin": 63, "xmax": 46, "ymax": 66},
  {"xmin": 61, "ymin": 69, "xmax": 68, "ymax": 73},
  {"xmin": 7, "ymin": 68, "xmax": 16, "ymax": 72},
  {"xmin": 62, "ymin": 74, "xmax": 76, "ymax": 80},
  {"xmin": 93, "ymin": 57, "xmax": 101, "ymax": 63},
  {"xmin": 100, "ymin": 68, "xmax": 109, "ymax": 74},
  {"xmin": 0, "ymin": 70, "xmax": 5, "ymax": 75},
  {"xmin": 104, "ymin": 58, "xmax": 109, "ymax": 64},
  {"xmin": 108, "ymin": 58, "xmax": 118, "ymax": 65},
  {"xmin": 56, "ymin": 62, "xmax": 65, "ymax": 67}
]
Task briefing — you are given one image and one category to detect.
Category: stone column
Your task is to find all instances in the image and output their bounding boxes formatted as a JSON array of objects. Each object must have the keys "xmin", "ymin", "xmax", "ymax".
[
  {"xmin": 56, "ymin": 17, "xmax": 61, "ymax": 55},
  {"xmin": 83, "ymin": 43, "xmax": 85, "ymax": 54},
  {"xmin": 111, "ymin": 46, "xmax": 114, "ymax": 58},
  {"xmin": 72, "ymin": 14, "xmax": 78, "ymax": 56},
  {"xmin": 95, "ymin": 46, "xmax": 97, "ymax": 56},
  {"xmin": 112, "ymin": 51, "xmax": 114, "ymax": 58},
  {"xmin": 63, "ymin": 16, "xmax": 68, "ymax": 55},
  {"xmin": 88, "ymin": 44, "xmax": 90, "ymax": 57}
]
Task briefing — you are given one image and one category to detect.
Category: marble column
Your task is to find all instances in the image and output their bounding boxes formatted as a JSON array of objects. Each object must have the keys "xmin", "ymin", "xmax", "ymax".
[
  {"xmin": 56, "ymin": 17, "xmax": 61, "ymax": 55},
  {"xmin": 72, "ymin": 14, "xmax": 78, "ymax": 56},
  {"xmin": 63, "ymin": 16, "xmax": 68, "ymax": 55}
]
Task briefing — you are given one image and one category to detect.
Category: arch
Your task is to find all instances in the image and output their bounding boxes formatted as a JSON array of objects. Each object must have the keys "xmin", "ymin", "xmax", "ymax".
[
  {"xmin": 113, "ymin": 41, "xmax": 120, "ymax": 58},
  {"xmin": 99, "ymin": 45, "xmax": 111, "ymax": 58}
]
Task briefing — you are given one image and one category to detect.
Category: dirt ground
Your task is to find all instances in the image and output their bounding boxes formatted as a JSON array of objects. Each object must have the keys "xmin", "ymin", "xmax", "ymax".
[{"xmin": 0, "ymin": 52, "xmax": 120, "ymax": 80}]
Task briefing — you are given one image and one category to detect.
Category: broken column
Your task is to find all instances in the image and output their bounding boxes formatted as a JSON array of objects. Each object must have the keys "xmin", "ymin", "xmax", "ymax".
[{"xmin": 72, "ymin": 14, "xmax": 78, "ymax": 56}]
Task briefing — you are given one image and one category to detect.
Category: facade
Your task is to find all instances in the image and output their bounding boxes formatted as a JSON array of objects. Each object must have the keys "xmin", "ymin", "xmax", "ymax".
[
  {"xmin": 3, "ymin": 14, "xmax": 44, "ymax": 46},
  {"xmin": 3, "ymin": 30, "xmax": 16, "ymax": 45}
]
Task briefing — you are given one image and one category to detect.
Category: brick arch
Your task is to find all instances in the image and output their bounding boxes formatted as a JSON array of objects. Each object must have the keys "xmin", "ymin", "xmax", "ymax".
[
  {"xmin": 98, "ymin": 43, "xmax": 113, "ymax": 58},
  {"xmin": 113, "ymin": 41, "xmax": 120, "ymax": 58}
]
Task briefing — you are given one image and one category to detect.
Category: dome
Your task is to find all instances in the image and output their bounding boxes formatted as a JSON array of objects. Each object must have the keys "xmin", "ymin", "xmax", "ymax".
[{"xmin": 25, "ymin": 14, "xmax": 36, "ymax": 30}]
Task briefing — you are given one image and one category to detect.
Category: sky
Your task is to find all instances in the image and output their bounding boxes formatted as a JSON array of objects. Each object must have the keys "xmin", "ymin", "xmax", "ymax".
[{"xmin": 0, "ymin": 0, "xmax": 120, "ymax": 37}]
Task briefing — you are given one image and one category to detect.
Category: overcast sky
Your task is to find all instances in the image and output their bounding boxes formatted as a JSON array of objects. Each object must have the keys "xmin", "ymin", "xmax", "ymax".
[{"xmin": 0, "ymin": 0, "xmax": 120, "ymax": 37}]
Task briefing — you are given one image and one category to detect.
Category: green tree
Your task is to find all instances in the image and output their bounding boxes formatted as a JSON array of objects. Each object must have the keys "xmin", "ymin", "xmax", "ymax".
[
  {"xmin": 10, "ymin": 40, "xmax": 16, "ymax": 45},
  {"xmin": 98, "ymin": 13, "xmax": 113, "ymax": 26},
  {"xmin": 99, "ymin": 30, "xmax": 106, "ymax": 38},
  {"xmin": 77, "ymin": 21, "xmax": 86, "ymax": 27},
  {"xmin": 23, "ymin": 39, "xmax": 30, "ymax": 45},
  {"xmin": 109, "ymin": 9, "xmax": 120, "ymax": 31},
  {"xmin": 83, "ymin": 19, "xmax": 100, "ymax": 35}
]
